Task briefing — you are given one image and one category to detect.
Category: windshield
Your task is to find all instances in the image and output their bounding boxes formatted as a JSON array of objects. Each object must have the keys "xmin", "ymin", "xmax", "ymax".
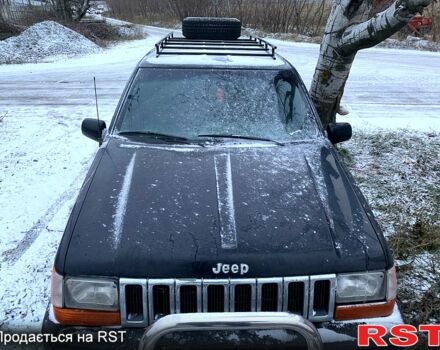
[{"xmin": 115, "ymin": 68, "xmax": 319, "ymax": 142}]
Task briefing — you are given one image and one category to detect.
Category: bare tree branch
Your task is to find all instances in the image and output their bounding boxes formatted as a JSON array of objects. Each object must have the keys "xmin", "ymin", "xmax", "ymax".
[
  {"xmin": 310, "ymin": 0, "xmax": 434, "ymax": 127},
  {"xmin": 339, "ymin": 0, "xmax": 433, "ymax": 55}
]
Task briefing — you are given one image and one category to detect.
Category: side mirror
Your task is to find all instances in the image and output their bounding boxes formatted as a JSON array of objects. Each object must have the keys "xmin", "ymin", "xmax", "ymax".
[
  {"xmin": 327, "ymin": 122, "xmax": 352, "ymax": 144},
  {"xmin": 81, "ymin": 118, "xmax": 106, "ymax": 142}
]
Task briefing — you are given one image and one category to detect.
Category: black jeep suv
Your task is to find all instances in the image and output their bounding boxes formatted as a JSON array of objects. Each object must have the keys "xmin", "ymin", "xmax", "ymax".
[{"xmin": 43, "ymin": 18, "xmax": 399, "ymax": 350}]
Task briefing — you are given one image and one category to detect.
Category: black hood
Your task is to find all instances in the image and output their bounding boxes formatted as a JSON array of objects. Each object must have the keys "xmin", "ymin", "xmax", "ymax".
[{"xmin": 57, "ymin": 138, "xmax": 390, "ymax": 278}]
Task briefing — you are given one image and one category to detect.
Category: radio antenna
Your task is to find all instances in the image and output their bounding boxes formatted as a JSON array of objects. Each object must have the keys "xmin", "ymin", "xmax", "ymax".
[{"xmin": 93, "ymin": 77, "xmax": 100, "ymax": 123}]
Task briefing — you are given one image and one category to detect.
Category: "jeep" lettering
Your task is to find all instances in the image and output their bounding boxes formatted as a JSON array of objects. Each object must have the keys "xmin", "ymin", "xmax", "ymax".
[{"xmin": 212, "ymin": 263, "xmax": 249, "ymax": 275}]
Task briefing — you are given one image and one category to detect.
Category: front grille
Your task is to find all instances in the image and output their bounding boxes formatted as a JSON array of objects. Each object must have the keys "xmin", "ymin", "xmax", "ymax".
[{"xmin": 120, "ymin": 275, "xmax": 336, "ymax": 326}]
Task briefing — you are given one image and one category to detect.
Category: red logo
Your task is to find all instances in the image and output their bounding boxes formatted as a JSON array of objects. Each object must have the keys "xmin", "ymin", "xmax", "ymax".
[{"xmin": 358, "ymin": 325, "xmax": 440, "ymax": 347}]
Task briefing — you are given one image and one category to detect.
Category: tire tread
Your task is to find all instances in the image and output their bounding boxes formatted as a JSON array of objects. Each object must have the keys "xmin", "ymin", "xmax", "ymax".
[{"xmin": 182, "ymin": 17, "xmax": 241, "ymax": 40}]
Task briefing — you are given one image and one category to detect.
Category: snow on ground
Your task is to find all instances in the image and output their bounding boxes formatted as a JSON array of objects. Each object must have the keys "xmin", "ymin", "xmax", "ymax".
[
  {"xmin": 339, "ymin": 131, "xmax": 440, "ymax": 325},
  {"xmin": 378, "ymin": 35, "xmax": 440, "ymax": 52},
  {"xmin": 268, "ymin": 38, "xmax": 440, "ymax": 132},
  {"xmin": 0, "ymin": 34, "xmax": 159, "ymax": 331},
  {"xmin": 0, "ymin": 21, "xmax": 101, "ymax": 65},
  {"xmin": 0, "ymin": 25, "xmax": 439, "ymax": 331},
  {"xmin": 90, "ymin": 14, "xmax": 150, "ymax": 39}
]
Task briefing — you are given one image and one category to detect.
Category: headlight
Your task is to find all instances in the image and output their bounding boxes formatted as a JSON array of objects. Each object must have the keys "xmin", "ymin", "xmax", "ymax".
[
  {"xmin": 336, "ymin": 271, "xmax": 386, "ymax": 304},
  {"xmin": 386, "ymin": 265, "xmax": 397, "ymax": 301},
  {"xmin": 51, "ymin": 268, "xmax": 63, "ymax": 308},
  {"xmin": 64, "ymin": 278, "xmax": 119, "ymax": 311}
]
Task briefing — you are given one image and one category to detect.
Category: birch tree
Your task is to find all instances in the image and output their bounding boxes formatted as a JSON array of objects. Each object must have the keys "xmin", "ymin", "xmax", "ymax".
[
  {"xmin": 53, "ymin": 0, "xmax": 90, "ymax": 21},
  {"xmin": 71, "ymin": 0, "xmax": 91, "ymax": 21},
  {"xmin": 310, "ymin": 0, "xmax": 434, "ymax": 127}
]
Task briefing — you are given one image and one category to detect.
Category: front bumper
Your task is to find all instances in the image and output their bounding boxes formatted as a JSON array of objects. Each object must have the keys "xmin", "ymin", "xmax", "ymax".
[{"xmin": 42, "ymin": 305, "xmax": 404, "ymax": 350}]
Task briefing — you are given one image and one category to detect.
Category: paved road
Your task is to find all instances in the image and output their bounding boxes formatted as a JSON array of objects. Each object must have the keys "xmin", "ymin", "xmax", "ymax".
[
  {"xmin": 1, "ymin": 26, "xmax": 439, "ymax": 127},
  {"xmin": 273, "ymin": 38, "xmax": 440, "ymax": 129}
]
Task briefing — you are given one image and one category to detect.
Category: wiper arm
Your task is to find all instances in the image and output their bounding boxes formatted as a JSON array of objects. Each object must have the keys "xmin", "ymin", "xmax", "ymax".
[
  {"xmin": 119, "ymin": 131, "xmax": 189, "ymax": 141},
  {"xmin": 118, "ymin": 131, "xmax": 206, "ymax": 147},
  {"xmin": 198, "ymin": 134, "xmax": 285, "ymax": 146}
]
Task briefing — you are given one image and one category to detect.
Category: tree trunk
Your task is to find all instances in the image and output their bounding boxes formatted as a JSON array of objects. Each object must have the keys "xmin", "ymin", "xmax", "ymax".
[
  {"xmin": 72, "ymin": 0, "xmax": 90, "ymax": 21},
  {"xmin": 55, "ymin": 0, "xmax": 72, "ymax": 20},
  {"xmin": 310, "ymin": 0, "xmax": 434, "ymax": 128}
]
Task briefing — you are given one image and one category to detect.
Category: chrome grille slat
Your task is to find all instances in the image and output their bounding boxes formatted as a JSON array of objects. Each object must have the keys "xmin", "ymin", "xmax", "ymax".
[
  {"xmin": 148, "ymin": 279, "xmax": 175, "ymax": 323},
  {"xmin": 175, "ymin": 279, "xmax": 202, "ymax": 313},
  {"xmin": 283, "ymin": 276, "xmax": 309, "ymax": 318},
  {"xmin": 256, "ymin": 278, "xmax": 283, "ymax": 311},
  {"xmin": 120, "ymin": 278, "xmax": 148, "ymax": 327},
  {"xmin": 309, "ymin": 274, "xmax": 336, "ymax": 322},
  {"xmin": 120, "ymin": 275, "xmax": 336, "ymax": 325},
  {"xmin": 202, "ymin": 279, "xmax": 230, "ymax": 312},
  {"xmin": 230, "ymin": 278, "xmax": 257, "ymax": 312}
]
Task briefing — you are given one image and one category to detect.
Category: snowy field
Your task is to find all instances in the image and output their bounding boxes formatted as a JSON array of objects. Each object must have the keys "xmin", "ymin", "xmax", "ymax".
[{"xmin": 0, "ymin": 25, "xmax": 439, "ymax": 331}]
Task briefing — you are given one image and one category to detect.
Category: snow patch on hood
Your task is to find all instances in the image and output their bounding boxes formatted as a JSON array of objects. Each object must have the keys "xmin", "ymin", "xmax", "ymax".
[
  {"xmin": 214, "ymin": 153, "xmax": 238, "ymax": 249},
  {"xmin": 112, "ymin": 152, "xmax": 136, "ymax": 248}
]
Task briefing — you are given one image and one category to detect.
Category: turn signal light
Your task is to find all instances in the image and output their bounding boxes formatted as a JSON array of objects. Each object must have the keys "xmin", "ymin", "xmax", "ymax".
[
  {"xmin": 334, "ymin": 299, "xmax": 396, "ymax": 321},
  {"xmin": 53, "ymin": 306, "xmax": 121, "ymax": 326}
]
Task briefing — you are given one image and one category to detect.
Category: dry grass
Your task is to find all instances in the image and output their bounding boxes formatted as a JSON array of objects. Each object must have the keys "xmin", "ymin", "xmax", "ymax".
[
  {"xmin": 390, "ymin": 219, "xmax": 440, "ymax": 259},
  {"xmin": 106, "ymin": 0, "xmax": 330, "ymax": 37},
  {"xmin": 338, "ymin": 131, "xmax": 440, "ymax": 326},
  {"xmin": 64, "ymin": 21, "xmax": 145, "ymax": 47},
  {"xmin": 0, "ymin": 20, "xmax": 22, "ymax": 40},
  {"xmin": 1, "ymin": 16, "xmax": 144, "ymax": 48},
  {"xmin": 105, "ymin": 0, "xmax": 439, "ymax": 43},
  {"xmin": 0, "ymin": 4, "xmax": 145, "ymax": 47}
]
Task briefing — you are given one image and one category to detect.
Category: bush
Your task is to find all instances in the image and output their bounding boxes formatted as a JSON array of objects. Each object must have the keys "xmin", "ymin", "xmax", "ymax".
[
  {"xmin": 0, "ymin": 20, "xmax": 22, "ymax": 40},
  {"xmin": 61, "ymin": 20, "xmax": 145, "ymax": 47},
  {"xmin": 106, "ymin": 0, "xmax": 331, "ymax": 37}
]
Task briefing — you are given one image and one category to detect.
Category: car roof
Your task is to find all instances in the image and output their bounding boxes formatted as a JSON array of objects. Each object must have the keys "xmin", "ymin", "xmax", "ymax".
[{"xmin": 138, "ymin": 34, "xmax": 292, "ymax": 70}]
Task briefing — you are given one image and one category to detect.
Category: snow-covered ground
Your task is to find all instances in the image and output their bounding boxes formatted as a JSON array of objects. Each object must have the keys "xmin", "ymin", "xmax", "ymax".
[
  {"xmin": 0, "ymin": 21, "xmax": 101, "ymax": 64},
  {"xmin": 0, "ymin": 26, "xmax": 439, "ymax": 331}
]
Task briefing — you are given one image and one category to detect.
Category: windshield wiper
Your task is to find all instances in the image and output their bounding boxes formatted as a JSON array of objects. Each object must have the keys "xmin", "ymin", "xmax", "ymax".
[
  {"xmin": 118, "ymin": 131, "xmax": 202, "ymax": 146},
  {"xmin": 198, "ymin": 134, "xmax": 285, "ymax": 146}
]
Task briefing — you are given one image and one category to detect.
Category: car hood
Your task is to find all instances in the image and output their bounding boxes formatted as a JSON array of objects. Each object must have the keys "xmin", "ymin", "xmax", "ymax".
[{"xmin": 59, "ymin": 138, "xmax": 389, "ymax": 278}]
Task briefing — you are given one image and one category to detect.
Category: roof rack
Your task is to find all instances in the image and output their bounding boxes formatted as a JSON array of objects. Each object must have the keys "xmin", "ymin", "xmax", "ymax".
[{"xmin": 154, "ymin": 32, "xmax": 277, "ymax": 59}]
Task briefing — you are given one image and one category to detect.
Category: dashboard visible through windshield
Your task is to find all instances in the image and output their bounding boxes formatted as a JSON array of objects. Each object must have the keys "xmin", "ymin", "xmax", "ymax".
[{"xmin": 114, "ymin": 68, "xmax": 319, "ymax": 143}]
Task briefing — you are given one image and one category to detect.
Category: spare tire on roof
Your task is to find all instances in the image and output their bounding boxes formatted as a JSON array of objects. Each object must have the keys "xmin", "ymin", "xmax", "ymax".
[{"xmin": 182, "ymin": 17, "xmax": 241, "ymax": 40}]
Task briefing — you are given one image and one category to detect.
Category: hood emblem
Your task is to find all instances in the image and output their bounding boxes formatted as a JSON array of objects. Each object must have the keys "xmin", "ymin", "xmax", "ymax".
[{"xmin": 212, "ymin": 263, "xmax": 249, "ymax": 275}]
